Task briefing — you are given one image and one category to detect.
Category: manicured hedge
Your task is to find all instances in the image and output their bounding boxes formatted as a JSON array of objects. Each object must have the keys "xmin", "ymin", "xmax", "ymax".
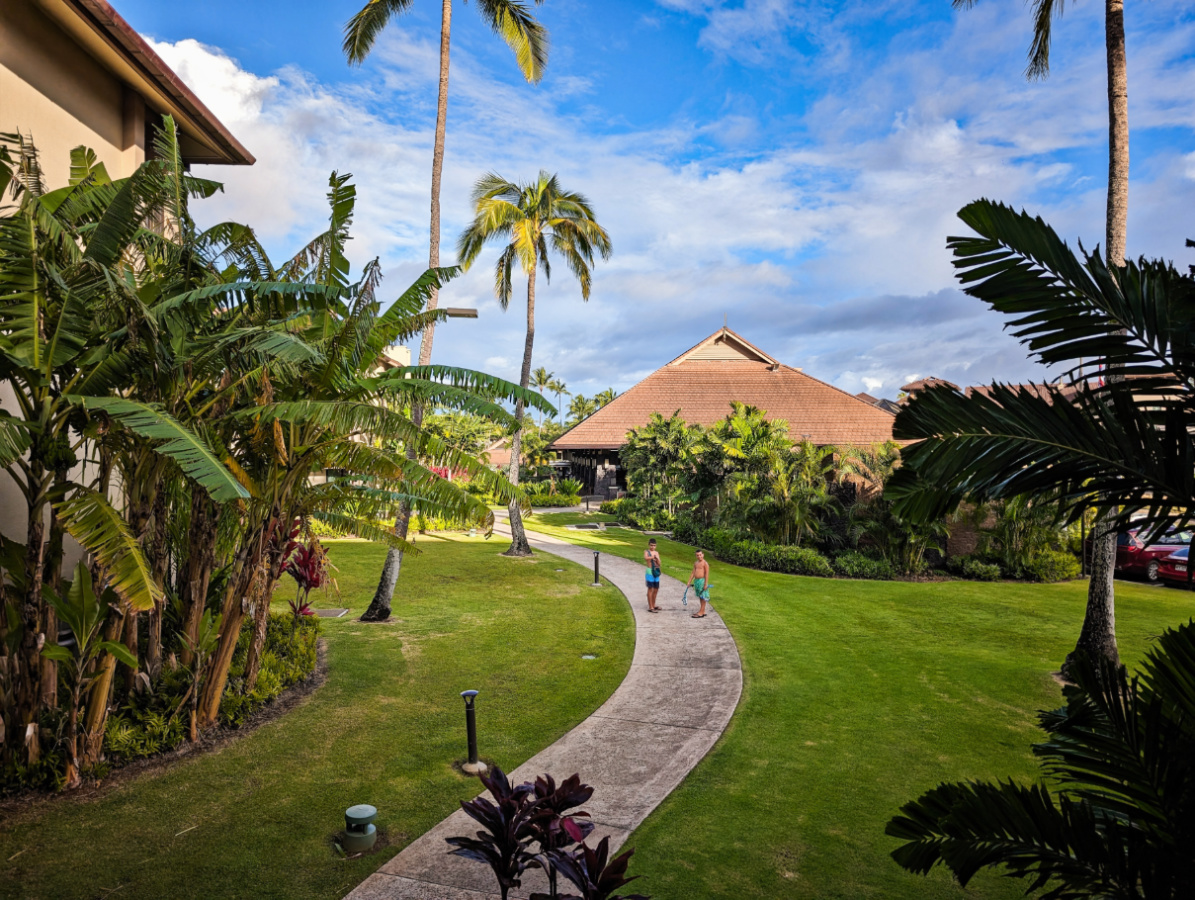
[
  {"xmin": 599, "ymin": 499, "xmax": 625, "ymax": 517},
  {"xmin": 962, "ymin": 558, "xmax": 1002, "ymax": 582},
  {"xmin": 1025, "ymin": 549, "xmax": 1082, "ymax": 583},
  {"xmin": 833, "ymin": 551, "xmax": 894, "ymax": 580},
  {"xmin": 527, "ymin": 493, "xmax": 582, "ymax": 508},
  {"xmin": 672, "ymin": 520, "xmax": 834, "ymax": 578}
]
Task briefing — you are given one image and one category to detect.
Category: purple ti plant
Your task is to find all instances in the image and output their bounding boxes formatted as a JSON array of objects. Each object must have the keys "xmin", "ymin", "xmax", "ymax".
[
  {"xmin": 535, "ymin": 837, "xmax": 651, "ymax": 900},
  {"xmin": 528, "ymin": 773, "xmax": 596, "ymax": 897},
  {"xmin": 446, "ymin": 766, "xmax": 549, "ymax": 900}
]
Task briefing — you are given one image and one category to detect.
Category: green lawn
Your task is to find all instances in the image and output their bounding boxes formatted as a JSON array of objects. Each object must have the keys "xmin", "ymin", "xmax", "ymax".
[
  {"xmin": 526, "ymin": 515, "xmax": 1191, "ymax": 900},
  {"xmin": 0, "ymin": 537, "xmax": 633, "ymax": 900}
]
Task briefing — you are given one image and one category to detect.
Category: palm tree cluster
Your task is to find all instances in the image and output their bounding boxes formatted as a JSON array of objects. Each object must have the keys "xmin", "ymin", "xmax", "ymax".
[
  {"xmin": 0, "ymin": 126, "xmax": 543, "ymax": 789},
  {"xmin": 619, "ymin": 404, "xmax": 914, "ymax": 555}
]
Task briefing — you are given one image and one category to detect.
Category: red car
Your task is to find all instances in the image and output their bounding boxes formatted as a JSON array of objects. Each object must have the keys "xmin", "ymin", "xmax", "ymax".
[
  {"xmin": 1157, "ymin": 545, "xmax": 1191, "ymax": 586},
  {"xmin": 1108, "ymin": 529, "xmax": 1192, "ymax": 582}
]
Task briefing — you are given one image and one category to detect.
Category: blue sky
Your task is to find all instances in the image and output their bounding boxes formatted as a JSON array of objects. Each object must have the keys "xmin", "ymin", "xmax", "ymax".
[{"xmin": 116, "ymin": 0, "xmax": 1195, "ymax": 400}]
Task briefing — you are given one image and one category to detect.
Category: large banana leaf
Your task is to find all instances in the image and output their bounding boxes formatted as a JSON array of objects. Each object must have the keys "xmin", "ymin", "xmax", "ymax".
[
  {"xmin": 74, "ymin": 397, "xmax": 249, "ymax": 502},
  {"xmin": 399, "ymin": 365, "xmax": 557, "ymax": 415},
  {"xmin": 56, "ymin": 488, "xmax": 162, "ymax": 611}
]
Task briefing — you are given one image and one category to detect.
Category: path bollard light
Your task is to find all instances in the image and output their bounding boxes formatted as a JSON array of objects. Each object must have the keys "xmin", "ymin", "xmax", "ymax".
[
  {"xmin": 343, "ymin": 804, "xmax": 378, "ymax": 853},
  {"xmin": 460, "ymin": 690, "xmax": 487, "ymax": 775},
  {"xmin": 592, "ymin": 551, "xmax": 601, "ymax": 587}
]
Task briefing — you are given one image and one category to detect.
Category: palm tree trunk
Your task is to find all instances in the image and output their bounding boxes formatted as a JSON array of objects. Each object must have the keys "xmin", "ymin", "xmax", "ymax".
[
  {"xmin": 365, "ymin": 1, "xmax": 453, "ymax": 618},
  {"xmin": 360, "ymin": 508, "xmax": 411, "ymax": 622},
  {"xmin": 1064, "ymin": 0, "xmax": 1128, "ymax": 679},
  {"xmin": 504, "ymin": 264, "xmax": 537, "ymax": 557},
  {"xmin": 1104, "ymin": 0, "xmax": 1128, "ymax": 266},
  {"xmin": 416, "ymin": 0, "xmax": 452, "ymax": 370}
]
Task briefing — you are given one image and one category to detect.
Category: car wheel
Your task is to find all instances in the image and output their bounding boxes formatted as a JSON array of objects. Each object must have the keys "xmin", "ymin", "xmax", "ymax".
[{"xmin": 1146, "ymin": 560, "xmax": 1160, "ymax": 582}]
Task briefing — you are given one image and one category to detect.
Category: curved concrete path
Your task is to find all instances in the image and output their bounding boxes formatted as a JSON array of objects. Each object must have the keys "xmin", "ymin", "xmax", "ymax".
[{"xmin": 348, "ymin": 525, "xmax": 742, "ymax": 900}]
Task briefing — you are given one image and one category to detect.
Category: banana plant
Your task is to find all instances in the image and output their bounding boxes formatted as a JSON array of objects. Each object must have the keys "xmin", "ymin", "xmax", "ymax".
[{"xmin": 40, "ymin": 563, "xmax": 137, "ymax": 789}]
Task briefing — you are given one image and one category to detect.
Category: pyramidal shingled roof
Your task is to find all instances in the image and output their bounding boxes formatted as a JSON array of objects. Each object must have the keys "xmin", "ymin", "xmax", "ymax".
[{"xmin": 550, "ymin": 328, "xmax": 896, "ymax": 451}]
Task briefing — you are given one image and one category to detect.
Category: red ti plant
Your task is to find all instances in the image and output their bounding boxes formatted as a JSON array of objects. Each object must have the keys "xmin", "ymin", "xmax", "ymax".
[
  {"xmin": 536, "ymin": 837, "xmax": 650, "ymax": 900},
  {"xmin": 528, "ymin": 773, "xmax": 595, "ymax": 897},
  {"xmin": 283, "ymin": 537, "xmax": 337, "ymax": 617},
  {"xmin": 446, "ymin": 766, "xmax": 550, "ymax": 900}
]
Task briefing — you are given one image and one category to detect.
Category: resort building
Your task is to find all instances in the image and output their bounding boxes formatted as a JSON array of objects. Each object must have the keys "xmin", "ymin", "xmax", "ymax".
[
  {"xmin": 1, "ymin": 0, "xmax": 254, "ymax": 186},
  {"xmin": 551, "ymin": 328, "xmax": 897, "ymax": 497}
]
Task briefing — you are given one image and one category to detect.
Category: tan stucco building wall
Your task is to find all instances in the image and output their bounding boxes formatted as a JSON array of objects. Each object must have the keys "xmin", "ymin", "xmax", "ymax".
[
  {"xmin": 0, "ymin": 0, "xmax": 251, "ymax": 565},
  {"xmin": 0, "ymin": 1, "xmax": 146, "ymax": 185}
]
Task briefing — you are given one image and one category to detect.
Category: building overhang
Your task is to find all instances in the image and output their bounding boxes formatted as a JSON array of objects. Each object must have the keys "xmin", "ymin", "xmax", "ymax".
[{"xmin": 37, "ymin": 0, "xmax": 254, "ymax": 166}]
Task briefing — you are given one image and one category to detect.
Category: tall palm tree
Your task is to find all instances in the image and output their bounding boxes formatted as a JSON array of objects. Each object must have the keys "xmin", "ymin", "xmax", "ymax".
[
  {"xmin": 953, "ymin": 0, "xmax": 1129, "ymax": 673},
  {"xmin": 532, "ymin": 366, "xmax": 554, "ymax": 424},
  {"xmin": 344, "ymin": 0, "xmax": 549, "ymax": 611},
  {"xmin": 343, "ymin": 0, "xmax": 548, "ymax": 370},
  {"xmin": 567, "ymin": 394, "xmax": 597, "ymax": 425},
  {"xmin": 458, "ymin": 171, "xmax": 611, "ymax": 555},
  {"xmin": 594, "ymin": 387, "xmax": 617, "ymax": 408},
  {"xmin": 549, "ymin": 377, "xmax": 568, "ymax": 421}
]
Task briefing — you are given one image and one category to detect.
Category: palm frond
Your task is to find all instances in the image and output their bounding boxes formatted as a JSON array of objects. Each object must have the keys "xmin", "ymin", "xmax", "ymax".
[
  {"xmin": 888, "ymin": 381, "xmax": 1195, "ymax": 532},
  {"xmin": 342, "ymin": 0, "xmax": 415, "ymax": 64},
  {"xmin": 477, "ymin": 0, "xmax": 550, "ymax": 82}
]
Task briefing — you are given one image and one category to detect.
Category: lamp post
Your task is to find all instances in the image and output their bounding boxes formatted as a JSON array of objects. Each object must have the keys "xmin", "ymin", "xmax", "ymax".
[
  {"xmin": 592, "ymin": 551, "xmax": 600, "ymax": 587},
  {"xmin": 460, "ymin": 690, "xmax": 486, "ymax": 775}
]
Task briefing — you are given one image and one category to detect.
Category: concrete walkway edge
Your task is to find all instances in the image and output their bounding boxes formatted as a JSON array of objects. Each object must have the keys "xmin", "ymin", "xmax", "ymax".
[{"xmin": 347, "ymin": 525, "xmax": 742, "ymax": 900}]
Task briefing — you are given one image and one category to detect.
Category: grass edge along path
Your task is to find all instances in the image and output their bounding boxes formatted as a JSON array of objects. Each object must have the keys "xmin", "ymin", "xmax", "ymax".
[
  {"xmin": 526, "ymin": 512, "xmax": 1189, "ymax": 899},
  {"xmin": 0, "ymin": 536, "xmax": 633, "ymax": 900}
]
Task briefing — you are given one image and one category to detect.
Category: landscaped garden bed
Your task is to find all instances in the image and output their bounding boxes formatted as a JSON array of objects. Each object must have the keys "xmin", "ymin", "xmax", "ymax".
[{"xmin": 0, "ymin": 538, "xmax": 632, "ymax": 900}]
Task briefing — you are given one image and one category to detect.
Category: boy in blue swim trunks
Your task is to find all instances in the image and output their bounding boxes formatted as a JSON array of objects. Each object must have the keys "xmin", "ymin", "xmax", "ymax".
[
  {"xmin": 687, "ymin": 550, "xmax": 711, "ymax": 618},
  {"xmin": 644, "ymin": 538, "xmax": 662, "ymax": 613}
]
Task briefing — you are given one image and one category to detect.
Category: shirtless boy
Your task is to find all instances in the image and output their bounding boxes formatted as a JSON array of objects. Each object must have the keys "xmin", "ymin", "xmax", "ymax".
[
  {"xmin": 644, "ymin": 539, "xmax": 662, "ymax": 612},
  {"xmin": 687, "ymin": 550, "xmax": 711, "ymax": 618}
]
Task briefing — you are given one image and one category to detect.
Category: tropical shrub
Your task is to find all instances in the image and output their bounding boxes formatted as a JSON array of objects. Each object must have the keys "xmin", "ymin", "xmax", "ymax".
[
  {"xmin": 833, "ymin": 551, "xmax": 894, "ymax": 580},
  {"xmin": 105, "ymin": 704, "xmax": 188, "ymax": 762},
  {"xmin": 524, "ymin": 481, "xmax": 582, "ymax": 507},
  {"xmin": 447, "ymin": 765, "xmax": 649, "ymax": 900},
  {"xmin": 961, "ymin": 558, "xmax": 1002, "ymax": 581},
  {"xmin": 599, "ymin": 499, "xmax": 625, "ymax": 517},
  {"xmin": 0, "ymin": 130, "xmax": 541, "ymax": 788},
  {"xmin": 1024, "ymin": 549, "xmax": 1081, "ymax": 583},
  {"xmin": 218, "ymin": 614, "xmax": 320, "ymax": 727}
]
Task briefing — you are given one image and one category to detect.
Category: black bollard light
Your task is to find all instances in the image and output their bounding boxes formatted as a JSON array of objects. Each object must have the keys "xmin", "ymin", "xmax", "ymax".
[
  {"xmin": 592, "ymin": 550, "xmax": 600, "ymax": 587},
  {"xmin": 460, "ymin": 690, "xmax": 486, "ymax": 775}
]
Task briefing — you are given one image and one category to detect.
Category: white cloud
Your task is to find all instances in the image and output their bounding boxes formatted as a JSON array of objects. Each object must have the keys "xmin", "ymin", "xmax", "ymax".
[{"xmin": 147, "ymin": 3, "xmax": 1195, "ymax": 400}]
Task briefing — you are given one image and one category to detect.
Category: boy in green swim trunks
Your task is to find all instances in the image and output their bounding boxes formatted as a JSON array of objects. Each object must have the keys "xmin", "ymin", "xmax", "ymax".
[
  {"xmin": 687, "ymin": 550, "xmax": 711, "ymax": 618},
  {"xmin": 644, "ymin": 538, "xmax": 662, "ymax": 612}
]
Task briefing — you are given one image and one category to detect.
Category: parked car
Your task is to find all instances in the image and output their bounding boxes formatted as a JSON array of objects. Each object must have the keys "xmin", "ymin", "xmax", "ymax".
[
  {"xmin": 1089, "ymin": 529, "xmax": 1193, "ymax": 582},
  {"xmin": 1157, "ymin": 545, "xmax": 1191, "ymax": 587}
]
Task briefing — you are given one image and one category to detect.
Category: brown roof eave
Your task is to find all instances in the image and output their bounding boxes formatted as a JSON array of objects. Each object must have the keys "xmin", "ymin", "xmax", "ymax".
[{"xmin": 49, "ymin": 0, "xmax": 255, "ymax": 166}]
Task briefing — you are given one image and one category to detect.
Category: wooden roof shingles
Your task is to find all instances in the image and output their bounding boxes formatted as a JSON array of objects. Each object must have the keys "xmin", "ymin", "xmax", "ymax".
[{"xmin": 550, "ymin": 328, "xmax": 896, "ymax": 451}]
